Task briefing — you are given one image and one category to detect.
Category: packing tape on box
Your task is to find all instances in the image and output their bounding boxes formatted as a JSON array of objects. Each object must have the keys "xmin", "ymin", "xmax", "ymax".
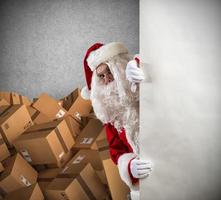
[
  {"xmin": 18, "ymin": 95, "xmax": 23, "ymax": 104},
  {"xmin": 70, "ymin": 92, "xmax": 74, "ymax": 103},
  {"xmin": 97, "ymin": 139, "xmax": 110, "ymax": 160},
  {"xmin": 97, "ymin": 139, "xmax": 109, "ymax": 151},
  {"xmin": 76, "ymin": 175, "xmax": 97, "ymax": 200},
  {"xmin": 25, "ymin": 127, "xmax": 54, "ymax": 134},
  {"xmin": 0, "ymin": 105, "xmax": 13, "ymax": 117},
  {"xmin": 19, "ymin": 175, "xmax": 31, "ymax": 187},
  {"xmin": 98, "ymin": 145, "xmax": 109, "ymax": 152},
  {"xmin": 31, "ymin": 110, "xmax": 41, "ymax": 121},
  {"xmin": 54, "ymin": 128, "xmax": 69, "ymax": 153},
  {"xmin": 0, "ymin": 127, "xmax": 10, "ymax": 145},
  {"xmin": 9, "ymin": 93, "xmax": 13, "ymax": 104}
]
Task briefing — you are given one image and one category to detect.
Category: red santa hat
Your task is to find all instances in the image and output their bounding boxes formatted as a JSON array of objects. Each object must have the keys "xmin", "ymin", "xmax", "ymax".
[{"xmin": 81, "ymin": 42, "xmax": 129, "ymax": 100}]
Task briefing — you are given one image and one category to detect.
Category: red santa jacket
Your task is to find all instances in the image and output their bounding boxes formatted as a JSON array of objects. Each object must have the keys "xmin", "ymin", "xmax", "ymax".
[{"xmin": 105, "ymin": 123, "xmax": 138, "ymax": 185}]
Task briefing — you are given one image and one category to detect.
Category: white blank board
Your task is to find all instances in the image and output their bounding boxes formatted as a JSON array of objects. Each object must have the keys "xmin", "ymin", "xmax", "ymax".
[{"xmin": 140, "ymin": 1, "xmax": 221, "ymax": 200}]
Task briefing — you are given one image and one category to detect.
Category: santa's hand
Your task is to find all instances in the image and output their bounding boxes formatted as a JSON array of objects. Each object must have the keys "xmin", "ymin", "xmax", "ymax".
[
  {"xmin": 126, "ymin": 60, "xmax": 145, "ymax": 83},
  {"xmin": 130, "ymin": 158, "xmax": 153, "ymax": 179}
]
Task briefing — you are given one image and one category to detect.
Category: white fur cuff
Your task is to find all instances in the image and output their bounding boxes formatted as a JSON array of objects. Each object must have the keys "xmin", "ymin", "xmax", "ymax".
[
  {"xmin": 117, "ymin": 153, "xmax": 139, "ymax": 191},
  {"xmin": 81, "ymin": 86, "xmax": 91, "ymax": 100}
]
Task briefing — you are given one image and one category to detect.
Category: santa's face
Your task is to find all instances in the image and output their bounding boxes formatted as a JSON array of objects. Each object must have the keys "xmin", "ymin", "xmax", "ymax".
[{"xmin": 96, "ymin": 63, "xmax": 114, "ymax": 85}]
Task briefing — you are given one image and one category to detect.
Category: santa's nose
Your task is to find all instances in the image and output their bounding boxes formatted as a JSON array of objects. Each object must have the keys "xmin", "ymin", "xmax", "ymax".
[{"xmin": 104, "ymin": 74, "xmax": 113, "ymax": 85}]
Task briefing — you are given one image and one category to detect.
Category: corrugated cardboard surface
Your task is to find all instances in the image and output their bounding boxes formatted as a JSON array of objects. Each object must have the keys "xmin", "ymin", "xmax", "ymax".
[
  {"xmin": 60, "ymin": 149, "xmax": 103, "ymax": 175},
  {"xmin": 14, "ymin": 119, "xmax": 75, "ymax": 166},
  {"xmin": 103, "ymin": 159, "xmax": 130, "ymax": 200},
  {"xmin": 0, "ymin": 154, "xmax": 37, "ymax": 193},
  {"xmin": 62, "ymin": 88, "xmax": 92, "ymax": 121},
  {"xmin": 0, "ymin": 105, "xmax": 33, "ymax": 147},
  {"xmin": 74, "ymin": 119, "xmax": 103, "ymax": 149},
  {"xmin": 27, "ymin": 106, "xmax": 51, "ymax": 125},
  {"xmin": 4, "ymin": 183, "xmax": 44, "ymax": 200},
  {"xmin": 46, "ymin": 163, "xmax": 106, "ymax": 200},
  {"xmin": 32, "ymin": 93, "xmax": 67, "ymax": 120}
]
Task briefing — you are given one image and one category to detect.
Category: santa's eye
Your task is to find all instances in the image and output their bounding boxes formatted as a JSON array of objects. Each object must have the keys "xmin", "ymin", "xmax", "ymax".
[{"xmin": 99, "ymin": 74, "xmax": 105, "ymax": 79}]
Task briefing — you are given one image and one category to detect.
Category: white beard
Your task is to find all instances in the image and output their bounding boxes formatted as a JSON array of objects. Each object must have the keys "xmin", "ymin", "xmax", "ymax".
[{"xmin": 90, "ymin": 54, "xmax": 140, "ymax": 154}]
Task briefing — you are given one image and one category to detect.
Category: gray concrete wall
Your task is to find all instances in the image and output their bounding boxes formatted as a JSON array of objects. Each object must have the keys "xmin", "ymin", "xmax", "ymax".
[
  {"xmin": 140, "ymin": 0, "xmax": 221, "ymax": 200},
  {"xmin": 0, "ymin": 0, "xmax": 139, "ymax": 100}
]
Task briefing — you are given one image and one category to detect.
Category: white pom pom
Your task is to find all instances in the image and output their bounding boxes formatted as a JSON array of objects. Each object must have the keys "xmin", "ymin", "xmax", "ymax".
[{"xmin": 81, "ymin": 86, "xmax": 91, "ymax": 100}]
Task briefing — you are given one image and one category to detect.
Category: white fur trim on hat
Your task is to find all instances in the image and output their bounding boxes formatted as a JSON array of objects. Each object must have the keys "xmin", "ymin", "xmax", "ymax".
[
  {"xmin": 87, "ymin": 42, "xmax": 128, "ymax": 71},
  {"xmin": 117, "ymin": 153, "xmax": 139, "ymax": 191},
  {"xmin": 81, "ymin": 86, "xmax": 91, "ymax": 100}
]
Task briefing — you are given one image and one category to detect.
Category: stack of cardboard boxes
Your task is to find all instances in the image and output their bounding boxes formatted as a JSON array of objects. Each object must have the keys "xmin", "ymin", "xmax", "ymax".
[{"xmin": 0, "ymin": 89, "xmax": 130, "ymax": 200}]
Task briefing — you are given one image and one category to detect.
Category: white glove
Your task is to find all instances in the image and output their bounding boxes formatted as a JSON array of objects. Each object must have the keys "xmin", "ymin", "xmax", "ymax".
[
  {"xmin": 126, "ymin": 60, "xmax": 145, "ymax": 83},
  {"xmin": 130, "ymin": 158, "xmax": 153, "ymax": 179}
]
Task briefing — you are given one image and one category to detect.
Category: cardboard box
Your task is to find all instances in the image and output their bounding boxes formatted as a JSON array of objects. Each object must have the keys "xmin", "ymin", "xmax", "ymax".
[
  {"xmin": 103, "ymin": 159, "xmax": 130, "ymax": 200},
  {"xmin": 0, "ymin": 99, "xmax": 9, "ymax": 107},
  {"xmin": 0, "ymin": 154, "xmax": 38, "ymax": 194},
  {"xmin": 96, "ymin": 138, "xmax": 110, "ymax": 160},
  {"xmin": 62, "ymin": 88, "xmax": 92, "ymax": 122},
  {"xmin": 74, "ymin": 119, "xmax": 103, "ymax": 149},
  {"xmin": 46, "ymin": 163, "xmax": 106, "ymax": 200},
  {"xmin": 0, "ymin": 92, "xmax": 31, "ymax": 106},
  {"xmin": 4, "ymin": 183, "xmax": 44, "ymax": 200},
  {"xmin": 0, "ymin": 138, "xmax": 10, "ymax": 162},
  {"xmin": 0, "ymin": 105, "xmax": 33, "ymax": 147},
  {"xmin": 32, "ymin": 93, "xmax": 68, "ymax": 120},
  {"xmin": 27, "ymin": 106, "xmax": 51, "ymax": 125},
  {"xmin": 59, "ymin": 148, "xmax": 107, "ymax": 185},
  {"xmin": 14, "ymin": 119, "xmax": 75, "ymax": 167},
  {"xmin": 60, "ymin": 149, "xmax": 103, "ymax": 175}
]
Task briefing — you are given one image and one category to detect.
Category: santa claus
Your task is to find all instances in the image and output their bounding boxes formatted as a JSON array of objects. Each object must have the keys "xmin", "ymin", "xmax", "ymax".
[{"xmin": 81, "ymin": 42, "xmax": 153, "ymax": 199}]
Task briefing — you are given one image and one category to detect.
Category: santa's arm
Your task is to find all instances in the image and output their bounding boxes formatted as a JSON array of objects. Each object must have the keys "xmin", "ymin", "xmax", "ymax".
[{"xmin": 105, "ymin": 123, "xmax": 139, "ymax": 189}]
